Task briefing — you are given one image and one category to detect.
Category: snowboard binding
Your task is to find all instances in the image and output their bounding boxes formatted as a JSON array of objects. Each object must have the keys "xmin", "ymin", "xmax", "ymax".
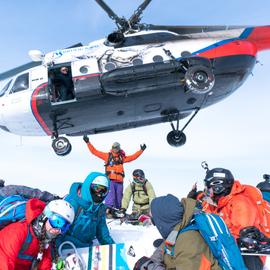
[{"xmin": 238, "ymin": 226, "xmax": 270, "ymax": 254}]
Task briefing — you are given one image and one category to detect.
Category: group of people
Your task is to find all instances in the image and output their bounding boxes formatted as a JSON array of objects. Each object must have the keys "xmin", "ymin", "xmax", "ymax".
[
  {"xmin": 1, "ymin": 136, "xmax": 270, "ymax": 270},
  {"xmin": 133, "ymin": 167, "xmax": 270, "ymax": 270}
]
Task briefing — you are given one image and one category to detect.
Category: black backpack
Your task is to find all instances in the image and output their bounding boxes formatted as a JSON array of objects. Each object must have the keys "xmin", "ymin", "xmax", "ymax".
[{"xmin": 131, "ymin": 180, "xmax": 148, "ymax": 196}]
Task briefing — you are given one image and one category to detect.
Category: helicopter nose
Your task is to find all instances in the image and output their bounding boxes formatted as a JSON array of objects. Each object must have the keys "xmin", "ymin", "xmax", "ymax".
[{"xmin": 0, "ymin": 101, "xmax": 9, "ymax": 132}]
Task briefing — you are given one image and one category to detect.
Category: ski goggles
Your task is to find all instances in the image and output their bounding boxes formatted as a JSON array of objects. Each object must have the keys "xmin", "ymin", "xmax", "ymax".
[
  {"xmin": 90, "ymin": 184, "xmax": 109, "ymax": 197},
  {"xmin": 44, "ymin": 209, "xmax": 71, "ymax": 233},
  {"xmin": 133, "ymin": 176, "xmax": 145, "ymax": 184}
]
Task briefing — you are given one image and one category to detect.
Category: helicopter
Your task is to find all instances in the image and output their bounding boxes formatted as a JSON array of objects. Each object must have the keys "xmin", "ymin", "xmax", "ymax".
[{"xmin": 0, "ymin": 0, "xmax": 270, "ymax": 156}]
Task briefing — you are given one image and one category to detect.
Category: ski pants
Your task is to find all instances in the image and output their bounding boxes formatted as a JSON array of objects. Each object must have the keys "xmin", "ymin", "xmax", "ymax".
[{"xmin": 105, "ymin": 181, "xmax": 123, "ymax": 209}]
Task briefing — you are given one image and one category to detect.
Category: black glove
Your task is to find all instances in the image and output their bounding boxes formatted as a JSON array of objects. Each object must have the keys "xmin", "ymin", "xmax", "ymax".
[
  {"xmin": 120, "ymin": 208, "xmax": 126, "ymax": 214},
  {"xmin": 53, "ymin": 195, "xmax": 62, "ymax": 200},
  {"xmin": 114, "ymin": 208, "xmax": 126, "ymax": 218},
  {"xmin": 140, "ymin": 144, "xmax": 146, "ymax": 151},
  {"xmin": 133, "ymin": 256, "xmax": 152, "ymax": 270},
  {"xmin": 83, "ymin": 135, "xmax": 89, "ymax": 143}
]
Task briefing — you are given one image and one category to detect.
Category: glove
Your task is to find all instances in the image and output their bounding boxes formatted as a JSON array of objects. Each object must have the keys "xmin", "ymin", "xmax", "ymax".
[
  {"xmin": 133, "ymin": 256, "xmax": 152, "ymax": 270},
  {"xmin": 83, "ymin": 135, "xmax": 89, "ymax": 143},
  {"xmin": 114, "ymin": 208, "xmax": 126, "ymax": 218},
  {"xmin": 140, "ymin": 144, "xmax": 147, "ymax": 151}
]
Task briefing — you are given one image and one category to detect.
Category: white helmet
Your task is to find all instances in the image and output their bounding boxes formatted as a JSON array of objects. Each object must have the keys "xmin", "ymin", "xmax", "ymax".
[
  {"xmin": 92, "ymin": 175, "xmax": 109, "ymax": 188},
  {"xmin": 44, "ymin": 199, "xmax": 75, "ymax": 224}
]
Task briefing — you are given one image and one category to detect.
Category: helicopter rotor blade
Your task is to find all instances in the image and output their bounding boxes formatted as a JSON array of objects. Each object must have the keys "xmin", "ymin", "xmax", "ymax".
[
  {"xmin": 128, "ymin": 0, "xmax": 152, "ymax": 27},
  {"xmin": 95, "ymin": 0, "xmax": 127, "ymax": 30}
]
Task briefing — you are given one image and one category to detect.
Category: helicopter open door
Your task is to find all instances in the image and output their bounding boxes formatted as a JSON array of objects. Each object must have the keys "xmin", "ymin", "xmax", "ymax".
[{"xmin": 48, "ymin": 62, "xmax": 76, "ymax": 104}]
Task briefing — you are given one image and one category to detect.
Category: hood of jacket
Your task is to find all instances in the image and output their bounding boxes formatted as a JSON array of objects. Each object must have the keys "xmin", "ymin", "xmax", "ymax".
[
  {"xmin": 178, "ymin": 198, "xmax": 197, "ymax": 230},
  {"xmin": 25, "ymin": 198, "xmax": 46, "ymax": 224},
  {"xmin": 151, "ymin": 194, "xmax": 184, "ymax": 239},
  {"xmin": 68, "ymin": 172, "xmax": 109, "ymax": 212},
  {"xmin": 217, "ymin": 180, "xmax": 245, "ymax": 208}
]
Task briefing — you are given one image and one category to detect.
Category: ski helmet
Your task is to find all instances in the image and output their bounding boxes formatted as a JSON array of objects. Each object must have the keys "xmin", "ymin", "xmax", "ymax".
[
  {"xmin": 204, "ymin": 167, "xmax": 234, "ymax": 196},
  {"xmin": 90, "ymin": 175, "xmax": 109, "ymax": 203},
  {"xmin": 43, "ymin": 200, "xmax": 75, "ymax": 233},
  {"xmin": 112, "ymin": 142, "xmax": 121, "ymax": 150},
  {"xmin": 133, "ymin": 169, "xmax": 146, "ymax": 184},
  {"xmin": 0, "ymin": 179, "xmax": 5, "ymax": 188},
  {"xmin": 257, "ymin": 174, "xmax": 270, "ymax": 192}
]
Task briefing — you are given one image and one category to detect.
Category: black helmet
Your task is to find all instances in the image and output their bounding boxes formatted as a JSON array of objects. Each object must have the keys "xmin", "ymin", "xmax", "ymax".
[
  {"xmin": 0, "ymin": 179, "xmax": 5, "ymax": 188},
  {"xmin": 257, "ymin": 174, "xmax": 270, "ymax": 192},
  {"xmin": 133, "ymin": 169, "xmax": 145, "ymax": 178},
  {"xmin": 204, "ymin": 168, "xmax": 234, "ymax": 196},
  {"xmin": 132, "ymin": 169, "xmax": 145, "ymax": 184}
]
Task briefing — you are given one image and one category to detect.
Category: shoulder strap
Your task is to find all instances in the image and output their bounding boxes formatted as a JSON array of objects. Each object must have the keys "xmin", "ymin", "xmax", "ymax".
[
  {"xmin": 131, "ymin": 183, "xmax": 136, "ymax": 195},
  {"xmin": 131, "ymin": 181, "xmax": 148, "ymax": 196},
  {"xmin": 105, "ymin": 152, "xmax": 113, "ymax": 167},
  {"xmin": 18, "ymin": 225, "xmax": 35, "ymax": 261},
  {"xmin": 143, "ymin": 180, "xmax": 148, "ymax": 196}
]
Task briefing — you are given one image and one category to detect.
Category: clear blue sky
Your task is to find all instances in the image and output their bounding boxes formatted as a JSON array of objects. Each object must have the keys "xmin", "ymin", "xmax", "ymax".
[{"xmin": 0, "ymin": 0, "xmax": 270, "ymax": 198}]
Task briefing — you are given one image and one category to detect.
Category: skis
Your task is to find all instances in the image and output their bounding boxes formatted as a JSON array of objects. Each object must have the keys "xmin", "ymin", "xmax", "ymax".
[{"xmin": 241, "ymin": 253, "xmax": 270, "ymax": 256}]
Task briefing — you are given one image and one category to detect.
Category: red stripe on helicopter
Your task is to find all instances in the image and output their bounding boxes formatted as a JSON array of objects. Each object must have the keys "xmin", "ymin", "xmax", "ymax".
[
  {"xmin": 197, "ymin": 40, "xmax": 258, "ymax": 59},
  {"xmin": 73, "ymin": 73, "xmax": 101, "ymax": 80},
  {"xmin": 31, "ymin": 83, "xmax": 52, "ymax": 136},
  {"xmin": 246, "ymin": 26, "xmax": 270, "ymax": 51}
]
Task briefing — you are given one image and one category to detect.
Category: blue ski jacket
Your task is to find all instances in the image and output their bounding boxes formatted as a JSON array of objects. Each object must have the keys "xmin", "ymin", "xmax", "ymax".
[{"xmin": 60, "ymin": 172, "xmax": 114, "ymax": 248}]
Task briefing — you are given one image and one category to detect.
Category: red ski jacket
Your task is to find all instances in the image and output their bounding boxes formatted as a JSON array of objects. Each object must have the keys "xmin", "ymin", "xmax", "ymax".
[{"xmin": 0, "ymin": 198, "xmax": 52, "ymax": 270}]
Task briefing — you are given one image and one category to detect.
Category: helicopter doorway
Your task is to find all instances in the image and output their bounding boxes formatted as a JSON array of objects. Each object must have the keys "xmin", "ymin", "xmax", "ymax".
[{"xmin": 48, "ymin": 63, "xmax": 76, "ymax": 104}]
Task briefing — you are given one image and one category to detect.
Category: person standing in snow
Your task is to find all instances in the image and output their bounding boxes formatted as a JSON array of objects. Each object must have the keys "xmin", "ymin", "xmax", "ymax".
[
  {"xmin": 59, "ymin": 172, "xmax": 114, "ymax": 250},
  {"xmin": 133, "ymin": 194, "xmax": 221, "ymax": 270},
  {"xmin": 0, "ymin": 199, "xmax": 74, "ymax": 270},
  {"xmin": 83, "ymin": 135, "xmax": 146, "ymax": 216},
  {"xmin": 120, "ymin": 169, "xmax": 156, "ymax": 217}
]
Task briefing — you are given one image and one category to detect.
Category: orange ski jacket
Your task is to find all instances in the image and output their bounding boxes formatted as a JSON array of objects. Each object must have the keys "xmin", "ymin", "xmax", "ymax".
[
  {"xmin": 86, "ymin": 142, "xmax": 143, "ymax": 182},
  {"xmin": 203, "ymin": 180, "xmax": 262, "ymax": 239}
]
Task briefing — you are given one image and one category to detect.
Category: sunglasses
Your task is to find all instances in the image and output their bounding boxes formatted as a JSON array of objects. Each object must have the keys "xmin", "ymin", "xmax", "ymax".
[{"xmin": 44, "ymin": 209, "xmax": 71, "ymax": 233}]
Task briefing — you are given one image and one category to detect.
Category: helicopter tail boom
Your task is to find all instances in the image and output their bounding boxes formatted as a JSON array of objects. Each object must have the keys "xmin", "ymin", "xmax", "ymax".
[{"xmin": 244, "ymin": 26, "xmax": 270, "ymax": 51}]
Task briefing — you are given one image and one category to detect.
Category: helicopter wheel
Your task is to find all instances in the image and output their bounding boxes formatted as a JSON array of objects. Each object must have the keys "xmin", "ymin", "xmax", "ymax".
[
  {"xmin": 185, "ymin": 65, "xmax": 215, "ymax": 94},
  {"xmin": 52, "ymin": 136, "xmax": 72, "ymax": 156},
  {"xmin": 167, "ymin": 131, "xmax": 186, "ymax": 147}
]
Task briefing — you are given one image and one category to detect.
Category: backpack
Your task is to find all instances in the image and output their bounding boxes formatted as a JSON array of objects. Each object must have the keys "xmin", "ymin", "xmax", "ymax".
[
  {"xmin": 180, "ymin": 211, "xmax": 247, "ymax": 270},
  {"xmin": 241, "ymin": 185, "xmax": 270, "ymax": 237},
  {"xmin": 0, "ymin": 195, "xmax": 27, "ymax": 229},
  {"xmin": 0, "ymin": 195, "xmax": 38, "ymax": 262},
  {"xmin": 131, "ymin": 180, "xmax": 148, "ymax": 196}
]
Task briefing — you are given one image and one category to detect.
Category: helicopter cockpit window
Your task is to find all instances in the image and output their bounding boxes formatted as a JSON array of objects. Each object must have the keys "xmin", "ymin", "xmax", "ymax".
[
  {"xmin": 0, "ymin": 79, "xmax": 12, "ymax": 97},
  {"xmin": 10, "ymin": 73, "xmax": 29, "ymax": 93}
]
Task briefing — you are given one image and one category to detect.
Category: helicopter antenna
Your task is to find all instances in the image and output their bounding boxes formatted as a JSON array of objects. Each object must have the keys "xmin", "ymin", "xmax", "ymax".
[
  {"xmin": 95, "ymin": 0, "xmax": 128, "ymax": 31},
  {"xmin": 128, "ymin": 0, "xmax": 152, "ymax": 29}
]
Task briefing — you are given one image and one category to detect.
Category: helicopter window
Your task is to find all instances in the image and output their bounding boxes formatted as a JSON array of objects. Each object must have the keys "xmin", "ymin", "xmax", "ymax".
[
  {"xmin": 0, "ymin": 79, "xmax": 12, "ymax": 97},
  {"xmin": 10, "ymin": 73, "xmax": 29, "ymax": 93},
  {"xmin": 118, "ymin": 32, "xmax": 178, "ymax": 47}
]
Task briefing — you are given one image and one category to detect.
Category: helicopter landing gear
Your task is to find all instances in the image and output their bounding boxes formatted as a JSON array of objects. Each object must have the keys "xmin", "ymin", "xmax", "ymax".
[
  {"xmin": 166, "ymin": 107, "xmax": 200, "ymax": 147},
  {"xmin": 167, "ymin": 130, "xmax": 186, "ymax": 147},
  {"xmin": 51, "ymin": 135, "xmax": 72, "ymax": 156}
]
